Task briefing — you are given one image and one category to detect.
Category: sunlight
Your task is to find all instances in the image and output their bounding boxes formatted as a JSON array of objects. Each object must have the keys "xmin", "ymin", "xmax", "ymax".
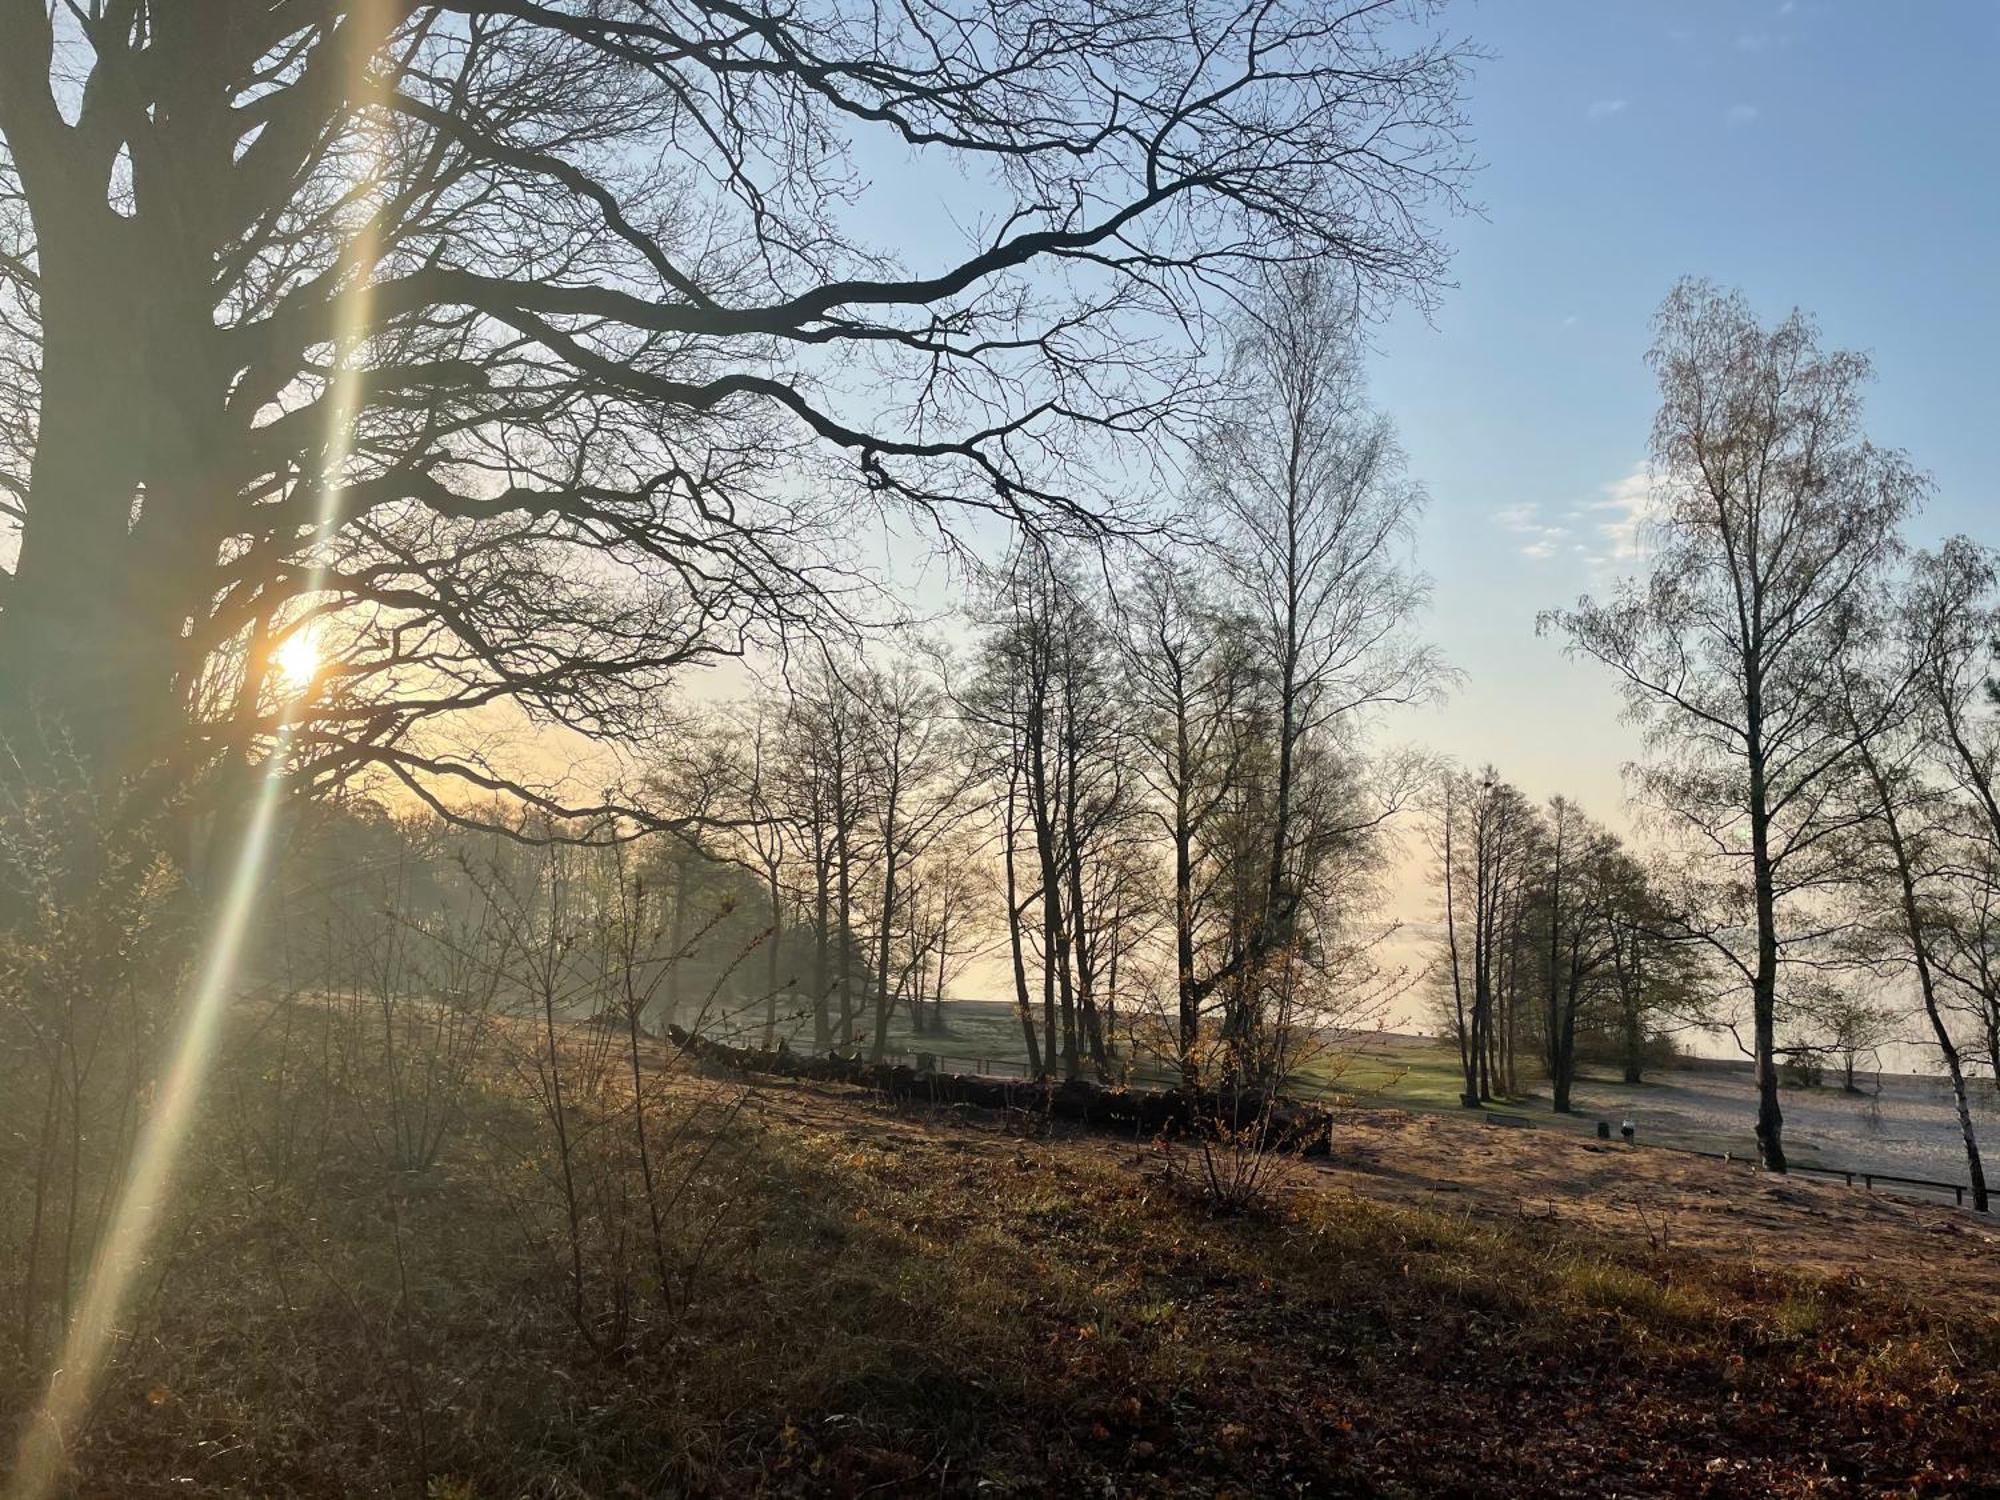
[
  {"xmin": 5, "ymin": 734, "xmax": 292, "ymax": 1500},
  {"xmin": 271, "ymin": 626, "xmax": 321, "ymax": 697},
  {"xmin": 4, "ymin": 5, "xmax": 394, "ymax": 1493}
]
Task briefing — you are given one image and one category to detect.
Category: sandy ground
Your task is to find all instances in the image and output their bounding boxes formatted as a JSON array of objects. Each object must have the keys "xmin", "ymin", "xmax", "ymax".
[{"xmin": 1556, "ymin": 1066, "xmax": 2000, "ymax": 1183}]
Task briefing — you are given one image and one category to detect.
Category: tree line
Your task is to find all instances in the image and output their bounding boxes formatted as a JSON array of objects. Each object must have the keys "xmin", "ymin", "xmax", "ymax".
[{"xmin": 561, "ymin": 267, "xmax": 1443, "ymax": 1095}]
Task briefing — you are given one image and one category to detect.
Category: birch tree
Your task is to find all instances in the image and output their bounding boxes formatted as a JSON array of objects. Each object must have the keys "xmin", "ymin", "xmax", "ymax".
[{"xmin": 1547, "ymin": 280, "xmax": 1923, "ymax": 1171}]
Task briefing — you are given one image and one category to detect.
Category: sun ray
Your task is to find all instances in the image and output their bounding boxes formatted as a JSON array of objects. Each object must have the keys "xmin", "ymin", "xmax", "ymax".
[{"xmin": 6, "ymin": 7, "xmax": 397, "ymax": 1494}]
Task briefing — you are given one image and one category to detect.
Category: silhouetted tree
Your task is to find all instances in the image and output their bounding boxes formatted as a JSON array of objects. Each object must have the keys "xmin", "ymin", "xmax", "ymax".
[{"xmin": 0, "ymin": 0, "xmax": 1474, "ymax": 828}]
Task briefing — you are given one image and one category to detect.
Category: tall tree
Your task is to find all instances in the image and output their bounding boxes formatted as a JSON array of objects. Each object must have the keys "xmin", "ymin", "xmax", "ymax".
[
  {"xmin": 1115, "ymin": 556, "xmax": 1256, "ymax": 1085},
  {"xmin": 783, "ymin": 656, "xmax": 872, "ymax": 1047},
  {"xmin": 0, "ymin": 0, "xmax": 1474, "ymax": 820},
  {"xmin": 1904, "ymin": 541, "xmax": 2000, "ymax": 1089},
  {"xmin": 1548, "ymin": 280, "xmax": 1924, "ymax": 1171},
  {"xmin": 861, "ymin": 654, "xmax": 969, "ymax": 1062},
  {"xmin": 1212, "ymin": 264, "xmax": 1441, "ymax": 968},
  {"xmin": 1427, "ymin": 767, "xmax": 1535, "ymax": 1106},
  {"xmin": 1176, "ymin": 264, "xmax": 1441, "ymax": 1083},
  {"xmin": 1537, "ymin": 801, "xmax": 1622, "ymax": 1116},
  {"xmin": 1829, "ymin": 578, "xmax": 1990, "ymax": 1209}
]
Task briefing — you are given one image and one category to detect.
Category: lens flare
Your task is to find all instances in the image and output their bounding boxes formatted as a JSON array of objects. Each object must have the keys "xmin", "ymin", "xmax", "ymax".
[
  {"xmin": 7, "ymin": 735, "xmax": 292, "ymax": 1498},
  {"xmin": 6, "ymin": 7, "xmax": 397, "ymax": 1494}
]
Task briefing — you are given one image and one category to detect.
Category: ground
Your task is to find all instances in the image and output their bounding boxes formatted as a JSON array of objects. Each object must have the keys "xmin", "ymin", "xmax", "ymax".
[
  {"xmin": 843, "ymin": 1000, "xmax": 1997, "ymax": 1193},
  {"xmin": 7, "ymin": 1015, "xmax": 1998, "ymax": 1498}
]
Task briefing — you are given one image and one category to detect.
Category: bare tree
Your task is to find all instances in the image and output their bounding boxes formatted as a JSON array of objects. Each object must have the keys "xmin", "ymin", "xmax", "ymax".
[
  {"xmin": 781, "ymin": 656, "xmax": 873, "ymax": 1048},
  {"xmin": 1829, "ymin": 583, "xmax": 1990, "ymax": 1209},
  {"xmin": 1904, "ymin": 541, "xmax": 2000, "ymax": 1088},
  {"xmin": 1601, "ymin": 854, "xmax": 1708, "ymax": 1085},
  {"xmin": 0, "ymin": 0, "xmax": 1473, "ymax": 830},
  {"xmin": 725, "ymin": 705, "xmax": 792, "ymax": 1050},
  {"xmin": 1547, "ymin": 280, "xmax": 1924, "ymax": 1171},
  {"xmin": 1536, "ymin": 800, "xmax": 1625, "ymax": 1115},
  {"xmin": 1115, "ymin": 554, "xmax": 1257, "ymax": 1085},
  {"xmin": 1163, "ymin": 265, "xmax": 1441, "ymax": 1085},
  {"xmin": 903, "ymin": 834, "xmax": 985, "ymax": 1036},
  {"xmin": 1211, "ymin": 265, "xmax": 1442, "ymax": 972},
  {"xmin": 1789, "ymin": 978, "xmax": 1895, "ymax": 1095},
  {"xmin": 1427, "ymin": 767, "xmax": 1535, "ymax": 1106},
  {"xmin": 970, "ymin": 549, "xmax": 1088, "ymax": 1076},
  {"xmin": 860, "ymin": 653, "xmax": 971, "ymax": 1062},
  {"xmin": 1927, "ymin": 847, "xmax": 2000, "ymax": 1092}
]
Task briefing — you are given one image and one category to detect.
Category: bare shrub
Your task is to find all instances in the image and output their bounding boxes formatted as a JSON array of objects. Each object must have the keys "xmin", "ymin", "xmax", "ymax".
[
  {"xmin": 455, "ymin": 838, "xmax": 759, "ymax": 1354},
  {"xmin": 0, "ymin": 753, "xmax": 188, "ymax": 1363},
  {"xmin": 1154, "ymin": 1090, "xmax": 1306, "ymax": 1217}
]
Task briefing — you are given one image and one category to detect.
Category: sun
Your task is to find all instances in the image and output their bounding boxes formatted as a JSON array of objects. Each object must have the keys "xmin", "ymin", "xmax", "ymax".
[{"xmin": 270, "ymin": 629, "xmax": 322, "ymax": 697}]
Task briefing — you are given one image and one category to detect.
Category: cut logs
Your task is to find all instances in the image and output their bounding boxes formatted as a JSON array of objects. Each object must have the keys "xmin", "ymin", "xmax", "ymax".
[{"xmin": 664, "ymin": 1027, "xmax": 1336, "ymax": 1156}]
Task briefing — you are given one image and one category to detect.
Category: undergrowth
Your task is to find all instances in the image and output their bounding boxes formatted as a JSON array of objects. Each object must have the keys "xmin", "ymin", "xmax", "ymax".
[{"xmin": 3, "ymin": 1004, "xmax": 1995, "ymax": 1498}]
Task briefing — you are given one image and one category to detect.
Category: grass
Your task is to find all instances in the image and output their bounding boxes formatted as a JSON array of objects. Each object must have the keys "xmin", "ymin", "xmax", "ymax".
[
  {"xmin": 5, "ymin": 1002, "xmax": 1995, "ymax": 1497},
  {"xmin": 792, "ymin": 995, "xmax": 1477, "ymax": 1101},
  {"xmin": 838, "ymin": 1002, "xmax": 1962, "ymax": 1177}
]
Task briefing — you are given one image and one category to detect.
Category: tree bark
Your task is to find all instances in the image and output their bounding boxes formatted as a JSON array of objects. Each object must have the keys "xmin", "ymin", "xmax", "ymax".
[
  {"xmin": 1002, "ymin": 775, "xmax": 1045, "ymax": 1079},
  {"xmin": 1859, "ymin": 748, "xmax": 1988, "ymax": 1212},
  {"xmin": 1747, "ymin": 719, "xmax": 1788, "ymax": 1171}
]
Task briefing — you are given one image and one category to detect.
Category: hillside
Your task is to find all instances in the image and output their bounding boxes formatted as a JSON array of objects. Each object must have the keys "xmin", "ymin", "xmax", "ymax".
[
  {"xmin": 13, "ymin": 1016, "xmax": 1997, "ymax": 1499},
  {"xmin": 808, "ymin": 999, "xmax": 1996, "ymax": 1194}
]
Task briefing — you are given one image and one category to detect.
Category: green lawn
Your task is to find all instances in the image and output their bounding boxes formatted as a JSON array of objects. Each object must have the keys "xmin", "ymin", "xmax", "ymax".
[
  {"xmin": 850, "ymin": 1001, "xmax": 1771, "ymax": 1161},
  {"xmin": 847, "ymin": 998, "xmax": 1479, "ymax": 1109}
]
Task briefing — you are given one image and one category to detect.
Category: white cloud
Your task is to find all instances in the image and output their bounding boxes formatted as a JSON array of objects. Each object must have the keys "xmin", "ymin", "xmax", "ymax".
[
  {"xmin": 1496, "ymin": 466, "xmax": 1661, "ymax": 570},
  {"xmin": 1491, "ymin": 504, "xmax": 1571, "ymax": 561},
  {"xmin": 1587, "ymin": 464, "xmax": 1657, "ymax": 567},
  {"xmin": 1587, "ymin": 98, "xmax": 1628, "ymax": 119},
  {"xmin": 1726, "ymin": 103, "xmax": 1760, "ymax": 126}
]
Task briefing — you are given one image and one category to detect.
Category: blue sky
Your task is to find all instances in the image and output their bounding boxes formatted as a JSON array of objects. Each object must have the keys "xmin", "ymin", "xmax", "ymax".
[
  {"xmin": 1373, "ymin": 0, "xmax": 2000, "ymax": 824},
  {"xmin": 721, "ymin": 0, "xmax": 1998, "ymax": 1013}
]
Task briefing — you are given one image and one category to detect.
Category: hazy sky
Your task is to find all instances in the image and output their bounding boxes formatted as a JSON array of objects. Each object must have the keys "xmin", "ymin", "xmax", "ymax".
[
  {"xmin": 1371, "ymin": 0, "xmax": 1998, "ymax": 834},
  {"xmin": 843, "ymin": 0, "xmax": 1999, "ymax": 860},
  {"xmin": 674, "ymin": 2, "xmax": 1998, "ymax": 1016}
]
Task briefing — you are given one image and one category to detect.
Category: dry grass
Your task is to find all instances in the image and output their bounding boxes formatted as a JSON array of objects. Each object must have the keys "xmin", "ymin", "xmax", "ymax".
[{"xmin": 4, "ymin": 1006, "xmax": 1997, "ymax": 1498}]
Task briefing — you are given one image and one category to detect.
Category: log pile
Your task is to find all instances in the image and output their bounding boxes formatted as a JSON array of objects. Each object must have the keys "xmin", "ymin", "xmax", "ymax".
[{"xmin": 663, "ymin": 1027, "xmax": 1336, "ymax": 1156}]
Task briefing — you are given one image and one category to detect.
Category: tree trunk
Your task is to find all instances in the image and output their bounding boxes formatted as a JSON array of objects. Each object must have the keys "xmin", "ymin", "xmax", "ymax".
[
  {"xmin": 1861, "ymin": 749, "xmax": 1988, "ymax": 1212},
  {"xmin": 664, "ymin": 858, "xmax": 690, "ymax": 1032},
  {"xmin": 1544, "ymin": 816, "xmax": 1567, "ymax": 1114},
  {"xmin": 811, "ymin": 857, "xmax": 832, "ymax": 1049},
  {"xmin": 1175, "ymin": 726, "xmax": 1200, "ymax": 1089},
  {"xmin": 763, "ymin": 870, "xmax": 782, "ymax": 1050},
  {"xmin": 1441, "ymin": 800, "xmax": 1477, "ymax": 1108},
  {"xmin": 1002, "ymin": 778, "xmax": 1045, "ymax": 1079},
  {"xmin": 869, "ymin": 782, "xmax": 902, "ymax": 1063},
  {"xmin": 1746, "ymin": 715, "xmax": 1788, "ymax": 1170},
  {"xmin": 835, "ymin": 816, "xmax": 855, "ymax": 1049},
  {"xmin": 0, "ymin": 209, "xmax": 175, "ymax": 786},
  {"xmin": 1552, "ymin": 947, "xmax": 1581, "ymax": 1114}
]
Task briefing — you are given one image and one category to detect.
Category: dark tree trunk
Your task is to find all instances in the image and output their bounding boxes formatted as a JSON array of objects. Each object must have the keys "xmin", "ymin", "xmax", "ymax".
[
  {"xmin": 1748, "ymin": 776, "xmax": 1787, "ymax": 1170},
  {"xmin": 1860, "ymin": 750, "xmax": 1988, "ymax": 1212},
  {"xmin": 1002, "ymin": 767, "xmax": 1044, "ymax": 1078},
  {"xmin": 811, "ymin": 858, "xmax": 833, "ymax": 1049},
  {"xmin": 762, "ymin": 869, "xmax": 782, "ymax": 1051}
]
